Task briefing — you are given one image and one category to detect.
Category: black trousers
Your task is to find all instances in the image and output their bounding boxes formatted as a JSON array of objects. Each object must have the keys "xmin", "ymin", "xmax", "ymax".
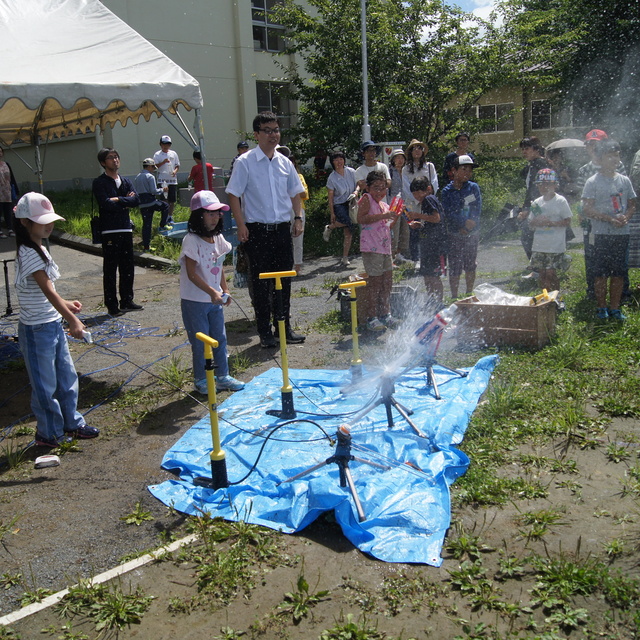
[
  {"xmin": 244, "ymin": 222, "xmax": 294, "ymax": 337},
  {"xmin": 102, "ymin": 232, "xmax": 135, "ymax": 311}
]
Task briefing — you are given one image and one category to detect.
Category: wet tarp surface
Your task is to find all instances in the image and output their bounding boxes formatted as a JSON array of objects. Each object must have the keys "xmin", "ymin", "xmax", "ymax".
[{"xmin": 149, "ymin": 356, "xmax": 497, "ymax": 566}]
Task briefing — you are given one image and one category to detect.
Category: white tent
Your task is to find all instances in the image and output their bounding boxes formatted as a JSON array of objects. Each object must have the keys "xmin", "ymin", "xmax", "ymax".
[{"xmin": 0, "ymin": 0, "xmax": 207, "ymax": 186}]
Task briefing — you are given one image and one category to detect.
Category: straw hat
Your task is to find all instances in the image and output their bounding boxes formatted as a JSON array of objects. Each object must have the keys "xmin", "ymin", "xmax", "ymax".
[{"xmin": 406, "ymin": 139, "xmax": 427, "ymax": 156}]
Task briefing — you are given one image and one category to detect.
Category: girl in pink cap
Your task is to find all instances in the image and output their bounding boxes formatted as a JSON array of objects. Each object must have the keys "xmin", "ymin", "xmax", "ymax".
[
  {"xmin": 180, "ymin": 190, "xmax": 245, "ymax": 394},
  {"xmin": 14, "ymin": 192, "xmax": 99, "ymax": 448}
]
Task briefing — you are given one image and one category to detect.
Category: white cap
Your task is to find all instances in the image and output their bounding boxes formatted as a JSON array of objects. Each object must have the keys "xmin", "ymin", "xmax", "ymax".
[
  {"xmin": 190, "ymin": 190, "xmax": 230, "ymax": 212},
  {"xmin": 160, "ymin": 135, "xmax": 172, "ymax": 144},
  {"xmin": 14, "ymin": 192, "xmax": 65, "ymax": 224}
]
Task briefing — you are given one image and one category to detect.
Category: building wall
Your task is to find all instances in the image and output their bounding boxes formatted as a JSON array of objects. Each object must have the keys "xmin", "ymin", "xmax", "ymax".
[{"xmin": 12, "ymin": 0, "xmax": 299, "ymax": 191}]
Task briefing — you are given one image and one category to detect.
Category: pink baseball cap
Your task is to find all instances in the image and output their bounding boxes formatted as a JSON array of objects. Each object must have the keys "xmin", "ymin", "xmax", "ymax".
[
  {"xmin": 190, "ymin": 190, "xmax": 230, "ymax": 212},
  {"xmin": 14, "ymin": 192, "xmax": 65, "ymax": 224}
]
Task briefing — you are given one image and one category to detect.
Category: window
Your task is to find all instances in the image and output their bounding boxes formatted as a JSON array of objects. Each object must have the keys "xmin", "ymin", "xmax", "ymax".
[
  {"xmin": 477, "ymin": 103, "xmax": 515, "ymax": 133},
  {"xmin": 256, "ymin": 81, "xmax": 292, "ymax": 131},
  {"xmin": 252, "ymin": 0, "xmax": 285, "ymax": 52},
  {"xmin": 531, "ymin": 99, "xmax": 563, "ymax": 130}
]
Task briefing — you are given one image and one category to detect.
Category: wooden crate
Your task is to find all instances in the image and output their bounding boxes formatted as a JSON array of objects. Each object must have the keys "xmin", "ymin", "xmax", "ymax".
[{"xmin": 454, "ymin": 296, "xmax": 557, "ymax": 349}]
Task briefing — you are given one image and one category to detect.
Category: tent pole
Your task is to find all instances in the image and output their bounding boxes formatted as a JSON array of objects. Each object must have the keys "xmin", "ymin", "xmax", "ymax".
[{"xmin": 194, "ymin": 109, "xmax": 209, "ymax": 191}]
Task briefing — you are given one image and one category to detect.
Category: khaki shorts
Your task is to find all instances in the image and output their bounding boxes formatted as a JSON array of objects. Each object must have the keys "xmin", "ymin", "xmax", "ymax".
[
  {"xmin": 529, "ymin": 251, "xmax": 570, "ymax": 271},
  {"xmin": 362, "ymin": 251, "xmax": 393, "ymax": 277}
]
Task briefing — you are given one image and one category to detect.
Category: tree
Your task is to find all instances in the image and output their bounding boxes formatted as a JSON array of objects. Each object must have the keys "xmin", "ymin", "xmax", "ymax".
[
  {"xmin": 272, "ymin": 0, "xmax": 511, "ymax": 157},
  {"xmin": 499, "ymin": 0, "xmax": 640, "ymax": 146}
]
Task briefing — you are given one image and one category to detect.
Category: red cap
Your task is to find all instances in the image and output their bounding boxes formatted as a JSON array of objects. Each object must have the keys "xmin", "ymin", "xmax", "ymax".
[{"xmin": 585, "ymin": 129, "xmax": 608, "ymax": 143}]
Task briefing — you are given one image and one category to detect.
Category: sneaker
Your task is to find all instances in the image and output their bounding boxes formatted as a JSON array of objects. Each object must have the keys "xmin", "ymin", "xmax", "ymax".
[
  {"xmin": 380, "ymin": 314, "xmax": 400, "ymax": 329},
  {"xmin": 120, "ymin": 302, "xmax": 144, "ymax": 312},
  {"xmin": 35, "ymin": 434, "xmax": 74, "ymax": 448},
  {"xmin": 341, "ymin": 257, "xmax": 351, "ymax": 267},
  {"xmin": 0, "ymin": 231, "xmax": 7, "ymax": 239},
  {"xmin": 7, "ymin": 230, "xmax": 15, "ymax": 237},
  {"xmin": 215, "ymin": 375, "xmax": 245, "ymax": 391},
  {"xmin": 260, "ymin": 333, "xmax": 277, "ymax": 348},
  {"xmin": 195, "ymin": 378, "xmax": 209, "ymax": 394},
  {"xmin": 609, "ymin": 308, "xmax": 626, "ymax": 321},
  {"xmin": 521, "ymin": 271, "xmax": 539, "ymax": 280},
  {"xmin": 395, "ymin": 253, "xmax": 410, "ymax": 263},
  {"xmin": 367, "ymin": 317, "xmax": 386, "ymax": 332},
  {"xmin": 414, "ymin": 260, "xmax": 421, "ymax": 270},
  {"xmin": 107, "ymin": 307, "xmax": 123, "ymax": 317},
  {"xmin": 596, "ymin": 307, "xmax": 609, "ymax": 320},
  {"xmin": 322, "ymin": 225, "xmax": 332, "ymax": 242},
  {"xmin": 65, "ymin": 424, "xmax": 100, "ymax": 439}
]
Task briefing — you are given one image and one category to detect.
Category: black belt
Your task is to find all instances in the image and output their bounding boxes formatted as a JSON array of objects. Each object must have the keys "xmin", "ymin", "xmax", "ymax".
[{"xmin": 246, "ymin": 222, "xmax": 290, "ymax": 232}]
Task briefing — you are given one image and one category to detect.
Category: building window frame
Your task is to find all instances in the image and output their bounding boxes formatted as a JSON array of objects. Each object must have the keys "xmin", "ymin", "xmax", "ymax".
[
  {"xmin": 252, "ymin": 0, "xmax": 286, "ymax": 52},
  {"xmin": 476, "ymin": 102, "xmax": 515, "ymax": 133},
  {"xmin": 256, "ymin": 81, "xmax": 293, "ymax": 131}
]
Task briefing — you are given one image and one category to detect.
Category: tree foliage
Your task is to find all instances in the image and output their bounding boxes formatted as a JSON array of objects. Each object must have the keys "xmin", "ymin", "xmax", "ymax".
[
  {"xmin": 499, "ymin": 0, "xmax": 640, "ymax": 140},
  {"xmin": 273, "ymin": 0, "xmax": 510, "ymax": 157}
]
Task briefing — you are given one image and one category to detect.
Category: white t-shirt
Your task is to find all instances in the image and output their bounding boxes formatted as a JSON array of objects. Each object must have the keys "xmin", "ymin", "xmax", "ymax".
[
  {"xmin": 153, "ymin": 149, "xmax": 180, "ymax": 185},
  {"xmin": 529, "ymin": 193, "xmax": 573, "ymax": 254},
  {"xmin": 179, "ymin": 232, "xmax": 232, "ymax": 302},
  {"xmin": 354, "ymin": 162, "xmax": 390, "ymax": 186},
  {"xmin": 402, "ymin": 163, "xmax": 439, "ymax": 212},
  {"xmin": 15, "ymin": 245, "xmax": 61, "ymax": 325}
]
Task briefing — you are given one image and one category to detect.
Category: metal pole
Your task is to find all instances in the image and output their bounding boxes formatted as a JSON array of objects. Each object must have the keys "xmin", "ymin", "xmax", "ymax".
[{"xmin": 360, "ymin": 0, "xmax": 371, "ymax": 142}]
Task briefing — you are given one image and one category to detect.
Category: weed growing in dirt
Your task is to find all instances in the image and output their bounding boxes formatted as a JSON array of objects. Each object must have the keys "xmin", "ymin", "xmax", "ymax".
[
  {"xmin": 0, "ymin": 571, "xmax": 22, "ymax": 589},
  {"xmin": 157, "ymin": 352, "xmax": 190, "ymax": 391},
  {"xmin": 0, "ymin": 514, "xmax": 20, "ymax": 548},
  {"xmin": 312, "ymin": 309, "xmax": 349, "ymax": 334},
  {"xmin": 318, "ymin": 613, "xmax": 389, "ymax": 640},
  {"xmin": 56, "ymin": 579, "xmax": 154, "ymax": 633},
  {"xmin": 278, "ymin": 570, "xmax": 330, "ymax": 623},
  {"xmin": 0, "ymin": 439, "xmax": 28, "ymax": 470},
  {"xmin": 120, "ymin": 501, "xmax": 154, "ymax": 526}
]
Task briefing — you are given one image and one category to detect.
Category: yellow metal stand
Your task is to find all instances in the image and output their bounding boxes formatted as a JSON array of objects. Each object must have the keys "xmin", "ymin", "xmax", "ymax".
[
  {"xmin": 260, "ymin": 270, "xmax": 297, "ymax": 419},
  {"xmin": 339, "ymin": 280, "xmax": 367, "ymax": 379},
  {"xmin": 193, "ymin": 332, "xmax": 228, "ymax": 489}
]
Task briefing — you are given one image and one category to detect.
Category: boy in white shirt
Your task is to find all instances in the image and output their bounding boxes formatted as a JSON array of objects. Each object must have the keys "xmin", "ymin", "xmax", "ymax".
[{"xmin": 528, "ymin": 168, "xmax": 573, "ymax": 292}]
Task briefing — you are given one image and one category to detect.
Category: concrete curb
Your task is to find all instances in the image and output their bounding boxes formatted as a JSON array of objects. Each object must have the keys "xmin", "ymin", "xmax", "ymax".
[{"xmin": 50, "ymin": 229, "xmax": 176, "ymax": 270}]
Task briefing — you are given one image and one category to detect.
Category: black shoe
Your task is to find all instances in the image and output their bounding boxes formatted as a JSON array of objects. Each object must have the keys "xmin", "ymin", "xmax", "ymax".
[
  {"xmin": 260, "ymin": 333, "xmax": 277, "ymax": 348},
  {"xmin": 120, "ymin": 302, "xmax": 144, "ymax": 312},
  {"xmin": 285, "ymin": 330, "xmax": 306, "ymax": 344},
  {"xmin": 107, "ymin": 307, "xmax": 123, "ymax": 317}
]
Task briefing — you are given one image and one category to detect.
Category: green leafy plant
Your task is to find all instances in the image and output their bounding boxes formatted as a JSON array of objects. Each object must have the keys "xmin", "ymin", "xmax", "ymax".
[
  {"xmin": 120, "ymin": 502, "xmax": 154, "ymax": 526},
  {"xmin": 319, "ymin": 613, "xmax": 386, "ymax": 640},
  {"xmin": 278, "ymin": 571, "xmax": 330, "ymax": 623},
  {"xmin": 157, "ymin": 353, "xmax": 190, "ymax": 391}
]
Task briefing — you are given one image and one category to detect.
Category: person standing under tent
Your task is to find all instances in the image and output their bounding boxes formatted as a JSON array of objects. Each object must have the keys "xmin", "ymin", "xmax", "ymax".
[
  {"xmin": 134, "ymin": 158, "xmax": 169, "ymax": 250},
  {"xmin": 153, "ymin": 135, "xmax": 180, "ymax": 225}
]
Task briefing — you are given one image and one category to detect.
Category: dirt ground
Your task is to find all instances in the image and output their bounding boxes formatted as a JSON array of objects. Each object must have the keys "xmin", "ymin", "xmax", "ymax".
[{"xmin": 1, "ymin": 231, "xmax": 638, "ymax": 639}]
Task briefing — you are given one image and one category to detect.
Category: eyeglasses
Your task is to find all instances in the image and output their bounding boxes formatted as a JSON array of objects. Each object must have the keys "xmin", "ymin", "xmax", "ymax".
[{"xmin": 259, "ymin": 127, "xmax": 280, "ymax": 135}]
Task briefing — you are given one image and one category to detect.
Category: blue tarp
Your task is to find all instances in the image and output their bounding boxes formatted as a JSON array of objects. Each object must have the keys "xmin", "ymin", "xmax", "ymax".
[{"xmin": 149, "ymin": 355, "xmax": 497, "ymax": 566}]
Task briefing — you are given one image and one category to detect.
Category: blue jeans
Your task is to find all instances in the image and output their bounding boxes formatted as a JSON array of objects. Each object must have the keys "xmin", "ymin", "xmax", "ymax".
[
  {"xmin": 18, "ymin": 319, "xmax": 83, "ymax": 441},
  {"xmin": 181, "ymin": 299, "xmax": 229, "ymax": 381}
]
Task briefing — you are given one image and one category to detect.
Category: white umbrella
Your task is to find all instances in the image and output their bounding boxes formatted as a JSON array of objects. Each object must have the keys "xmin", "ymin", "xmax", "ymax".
[{"xmin": 546, "ymin": 138, "xmax": 585, "ymax": 150}]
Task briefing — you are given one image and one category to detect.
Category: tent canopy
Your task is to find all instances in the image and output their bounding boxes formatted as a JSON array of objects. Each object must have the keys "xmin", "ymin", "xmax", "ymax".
[{"xmin": 0, "ymin": 0, "xmax": 203, "ymax": 146}]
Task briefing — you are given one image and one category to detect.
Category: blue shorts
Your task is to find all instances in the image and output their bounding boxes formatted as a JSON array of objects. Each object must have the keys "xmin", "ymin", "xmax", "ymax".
[
  {"xmin": 333, "ymin": 202, "xmax": 355, "ymax": 230},
  {"xmin": 593, "ymin": 235, "xmax": 628, "ymax": 278}
]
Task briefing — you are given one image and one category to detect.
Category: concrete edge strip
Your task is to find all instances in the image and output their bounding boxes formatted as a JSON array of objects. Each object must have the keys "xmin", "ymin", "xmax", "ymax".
[{"xmin": 0, "ymin": 533, "xmax": 198, "ymax": 628}]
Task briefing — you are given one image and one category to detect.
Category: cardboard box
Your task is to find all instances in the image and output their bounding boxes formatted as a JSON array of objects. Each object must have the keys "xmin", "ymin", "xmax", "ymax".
[{"xmin": 454, "ymin": 296, "xmax": 557, "ymax": 349}]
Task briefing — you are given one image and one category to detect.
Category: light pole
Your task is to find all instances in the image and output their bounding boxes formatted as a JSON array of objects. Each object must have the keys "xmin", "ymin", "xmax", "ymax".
[{"xmin": 360, "ymin": 0, "xmax": 371, "ymax": 142}]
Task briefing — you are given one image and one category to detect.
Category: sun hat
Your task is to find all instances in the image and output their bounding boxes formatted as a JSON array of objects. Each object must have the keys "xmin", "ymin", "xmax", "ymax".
[
  {"xmin": 406, "ymin": 139, "xmax": 427, "ymax": 156},
  {"xmin": 14, "ymin": 192, "xmax": 65, "ymax": 224},
  {"xmin": 390, "ymin": 149, "xmax": 405, "ymax": 161},
  {"xmin": 535, "ymin": 168, "xmax": 558, "ymax": 183},
  {"xmin": 160, "ymin": 135, "xmax": 172, "ymax": 144},
  {"xmin": 276, "ymin": 145, "xmax": 291, "ymax": 158},
  {"xmin": 142, "ymin": 158, "xmax": 156, "ymax": 167},
  {"xmin": 190, "ymin": 190, "xmax": 230, "ymax": 212},
  {"xmin": 453, "ymin": 154, "xmax": 478, "ymax": 168}
]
